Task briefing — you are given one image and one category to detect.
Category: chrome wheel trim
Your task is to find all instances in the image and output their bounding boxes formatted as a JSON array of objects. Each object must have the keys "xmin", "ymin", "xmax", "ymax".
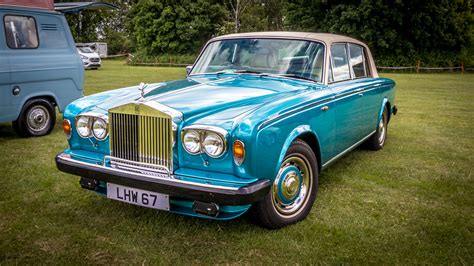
[
  {"xmin": 271, "ymin": 154, "xmax": 312, "ymax": 218},
  {"xmin": 378, "ymin": 113, "xmax": 386, "ymax": 145},
  {"xmin": 26, "ymin": 105, "xmax": 50, "ymax": 133}
]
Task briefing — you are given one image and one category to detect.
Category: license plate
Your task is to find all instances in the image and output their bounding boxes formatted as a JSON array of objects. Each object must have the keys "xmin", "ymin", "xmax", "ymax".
[{"xmin": 107, "ymin": 183, "xmax": 170, "ymax": 211}]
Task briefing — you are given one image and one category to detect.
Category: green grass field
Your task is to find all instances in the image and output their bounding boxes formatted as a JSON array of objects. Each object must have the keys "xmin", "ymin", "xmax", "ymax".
[{"xmin": 1, "ymin": 60, "xmax": 472, "ymax": 264}]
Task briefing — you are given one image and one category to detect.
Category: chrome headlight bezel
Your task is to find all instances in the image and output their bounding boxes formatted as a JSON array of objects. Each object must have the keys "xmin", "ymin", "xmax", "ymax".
[
  {"xmin": 92, "ymin": 118, "xmax": 108, "ymax": 140},
  {"xmin": 202, "ymin": 131, "xmax": 226, "ymax": 158},
  {"xmin": 76, "ymin": 115, "xmax": 92, "ymax": 138},
  {"xmin": 181, "ymin": 125, "xmax": 227, "ymax": 158},
  {"xmin": 75, "ymin": 113, "xmax": 109, "ymax": 140},
  {"xmin": 182, "ymin": 129, "xmax": 201, "ymax": 154}
]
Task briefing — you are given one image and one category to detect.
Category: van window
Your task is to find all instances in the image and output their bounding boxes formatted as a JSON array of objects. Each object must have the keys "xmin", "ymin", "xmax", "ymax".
[
  {"xmin": 4, "ymin": 15, "xmax": 39, "ymax": 49},
  {"xmin": 330, "ymin": 44, "xmax": 350, "ymax": 82},
  {"xmin": 349, "ymin": 44, "xmax": 367, "ymax": 78}
]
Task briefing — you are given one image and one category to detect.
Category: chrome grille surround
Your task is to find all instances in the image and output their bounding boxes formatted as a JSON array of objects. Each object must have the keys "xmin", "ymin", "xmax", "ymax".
[{"xmin": 109, "ymin": 102, "xmax": 174, "ymax": 175}]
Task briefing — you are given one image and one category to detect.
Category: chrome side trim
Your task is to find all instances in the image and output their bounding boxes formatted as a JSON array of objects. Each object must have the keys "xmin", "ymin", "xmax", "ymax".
[
  {"xmin": 257, "ymin": 96, "xmax": 336, "ymax": 130},
  {"xmin": 57, "ymin": 153, "xmax": 240, "ymax": 191},
  {"xmin": 322, "ymin": 130, "xmax": 376, "ymax": 169},
  {"xmin": 258, "ymin": 84, "xmax": 385, "ymax": 130}
]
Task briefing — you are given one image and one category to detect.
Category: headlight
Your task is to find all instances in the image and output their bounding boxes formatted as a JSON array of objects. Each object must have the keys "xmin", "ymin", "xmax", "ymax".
[
  {"xmin": 202, "ymin": 132, "xmax": 225, "ymax": 158},
  {"xmin": 182, "ymin": 130, "xmax": 200, "ymax": 154},
  {"xmin": 182, "ymin": 126, "xmax": 227, "ymax": 158},
  {"xmin": 80, "ymin": 55, "xmax": 88, "ymax": 60},
  {"xmin": 76, "ymin": 116, "xmax": 91, "ymax": 137},
  {"xmin": 92, "ymin": 118, "xmax": 108, "ymax": 140}
]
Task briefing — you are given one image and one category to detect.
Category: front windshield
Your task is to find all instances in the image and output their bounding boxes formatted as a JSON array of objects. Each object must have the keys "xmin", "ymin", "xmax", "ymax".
[
  {"xmin": 191, "ymin": 38, "xmax": 325, "ymax": 82},
  {"xmin": 77, "ymin": 47, "xmax": 94, "ymax": 53}
]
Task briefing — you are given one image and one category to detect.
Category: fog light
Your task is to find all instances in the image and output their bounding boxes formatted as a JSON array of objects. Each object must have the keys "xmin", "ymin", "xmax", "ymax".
[
  {"xmin": 63, "ymin": 119, "xmax": 72, "ymax": 139},
  {"xmin": 233, "ymin": 140, "xmax": 245, "ymax": 165}
]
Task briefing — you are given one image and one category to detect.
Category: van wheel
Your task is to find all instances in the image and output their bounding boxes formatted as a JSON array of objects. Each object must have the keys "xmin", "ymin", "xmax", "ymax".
[
  {"xmin": 13, "ymin": 98, "xmax": 56, "ymax": 137},
  {"xmin": 251, "ymin": 140, "xmax": 319, "ymax": 229}
]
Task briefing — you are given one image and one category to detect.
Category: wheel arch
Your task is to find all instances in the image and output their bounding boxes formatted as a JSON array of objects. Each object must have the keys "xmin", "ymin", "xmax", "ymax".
[
  {"xmin": 14, "ymin": 94, "xmax": 59, "ymax": 121},
  {"xmin": 378, "ymin": 97, "xmax": 392, "ymax": 125},
  {"xmin": 274, "ymin": 125, "xmax": 322, "ymax": 177}
]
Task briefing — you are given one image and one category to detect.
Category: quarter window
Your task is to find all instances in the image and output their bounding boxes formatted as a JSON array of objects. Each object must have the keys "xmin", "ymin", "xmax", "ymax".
[
  {"xmin": 4, "ymin": 15, "xmax": 39, "ymax": 49},
  {"xmin": 349, "ymin": 44, "xmax": 367, "ymax": 78},
  {"xmin": 330, "ymin": 44, "xmax": 350, "ymax": 82}
]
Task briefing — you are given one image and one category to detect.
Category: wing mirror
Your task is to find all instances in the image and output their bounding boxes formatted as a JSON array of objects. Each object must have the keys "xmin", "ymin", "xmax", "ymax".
[{"xmin": 186, "ymin": 65, "xmax": 193, "ymax": 76}]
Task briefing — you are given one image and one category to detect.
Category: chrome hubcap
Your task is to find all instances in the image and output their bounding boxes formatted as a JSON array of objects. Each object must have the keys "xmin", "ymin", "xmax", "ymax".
[
  {"xmin": 378, "ymin": 115, "xmax": 386, "ymax": 145},
  {"xmin": 27, "ymin": 106, "xmax": 49, "ymax": 132},
  {"xmin": 272, "ymin": 155, "xmax": 312, "ymax": 218}
]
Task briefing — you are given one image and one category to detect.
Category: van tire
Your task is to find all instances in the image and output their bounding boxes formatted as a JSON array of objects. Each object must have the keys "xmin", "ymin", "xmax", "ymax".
[{"xmin": 13, "ymin": 98, "xmax": 56, "ymax": 137}]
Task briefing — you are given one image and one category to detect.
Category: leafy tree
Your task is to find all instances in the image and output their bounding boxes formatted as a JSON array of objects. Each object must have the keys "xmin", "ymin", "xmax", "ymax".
[
  {"xmin": 285, "ymin": 0, "xmax": 473, "ymax": 65},
  {"xmin": 128, "ymin": 0, "xmax": 227, "ymax": 55}
]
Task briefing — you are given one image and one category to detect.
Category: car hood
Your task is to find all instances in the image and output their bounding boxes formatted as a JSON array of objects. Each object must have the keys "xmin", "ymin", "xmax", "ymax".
[
  {"xmin": 82, "ymin": 74, "xmax": 321, "ymax": 126},
  {"xmin": 79, "ymin": 52, "xmax": 99, "ymax": 58}
]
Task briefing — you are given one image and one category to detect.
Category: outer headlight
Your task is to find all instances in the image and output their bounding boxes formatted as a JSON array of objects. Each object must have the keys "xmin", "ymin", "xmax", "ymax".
[
  {"xmin": 182, "ymin": 130, "xmax": 200, "ymax": 154},
  {"xmin": 92, "ymin": 118, "xmax": 108, "ymax": 140},
  {"xmin": 76, "ymin": 116, "xmax": 91, "ymax": 137},
  {"xmin": 202, "ymin": 132, "xmax": 225, "ymax": 158}
]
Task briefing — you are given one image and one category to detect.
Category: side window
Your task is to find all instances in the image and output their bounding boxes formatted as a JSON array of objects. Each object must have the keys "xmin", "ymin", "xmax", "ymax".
[
  {"xmin": 330, "ymin": 43, "xmax": 350, "ymax": 82},
  {"xmin": 328, "ymin": 59, "xmax": 334, "ymax": 83},
  {"xmin": 4, "ymin": 15, "xmax": 39, "ymax": 49},
  {"xmin": 349, "ymin": 44, "xmax": 367, "ymax": 78}
]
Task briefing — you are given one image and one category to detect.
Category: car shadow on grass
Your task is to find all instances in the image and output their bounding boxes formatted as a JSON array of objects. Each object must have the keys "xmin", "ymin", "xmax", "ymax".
[
  {"xmin": 75, "ymin": 147, "xmax": 373, "ymax": 234},
  {"xmin": 0, "ymin": 122, "xmax": 18, "ymax": 140}
]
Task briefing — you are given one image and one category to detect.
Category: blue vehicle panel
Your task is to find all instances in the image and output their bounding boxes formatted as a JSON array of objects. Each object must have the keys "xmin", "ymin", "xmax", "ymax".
[
  {"xmin": 55, "ymin": 32, "xmax": 397, "ymax": 228},
  {"xmin": 0, "ymin": 5, "xmax": 84, "ymax": 137}
]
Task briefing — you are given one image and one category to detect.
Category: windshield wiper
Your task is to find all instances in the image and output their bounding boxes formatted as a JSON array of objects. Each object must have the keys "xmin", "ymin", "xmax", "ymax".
[
  {"xmin": 215, "ymin": 69, "xmax": 262, "ymax": 75},
  {"xmin": 276, "ymin": 74, "xmax": 317, "ymax": 83}
]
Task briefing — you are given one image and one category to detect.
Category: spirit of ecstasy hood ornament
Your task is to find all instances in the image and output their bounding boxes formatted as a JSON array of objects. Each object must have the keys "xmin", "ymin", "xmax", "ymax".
[{"xmin": 138, "ymin": 82, "xmax": 148, "ymax": 101}]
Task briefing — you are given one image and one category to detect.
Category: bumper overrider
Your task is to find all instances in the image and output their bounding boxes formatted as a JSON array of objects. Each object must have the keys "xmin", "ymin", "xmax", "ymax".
[{"xmin": 55, "ymin": 153, "xmax": 270, "ymax": 206}]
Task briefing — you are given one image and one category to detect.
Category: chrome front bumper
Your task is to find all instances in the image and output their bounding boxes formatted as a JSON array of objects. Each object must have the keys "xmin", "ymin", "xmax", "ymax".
[{"xmin": 55, "ymin": 153, "xmax": 270, "ymax": 205}]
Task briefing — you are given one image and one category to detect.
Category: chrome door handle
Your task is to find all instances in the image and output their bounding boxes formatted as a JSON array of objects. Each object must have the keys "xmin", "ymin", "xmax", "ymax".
[{"xmin": 358, "ymin": 93, "xmax": 363, "ymax": 97}]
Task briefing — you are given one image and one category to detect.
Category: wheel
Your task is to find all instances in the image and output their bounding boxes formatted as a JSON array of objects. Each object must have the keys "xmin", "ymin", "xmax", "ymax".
[
  {"xmin": 12, "ymin": 98, "xmax": 56, "ymax": 137},
  {"xmin": 251, "ymin": 140, "xmax": 319, "ymax": 229},
  {"xmin": 366, "ymin": 106, "xmax": 388, "ymax": 150}
]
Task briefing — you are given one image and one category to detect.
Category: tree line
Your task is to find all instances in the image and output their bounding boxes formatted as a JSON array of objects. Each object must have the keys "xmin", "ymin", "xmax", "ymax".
[{"xmin": 60, "ymin": 0, "xmax": 473, "ymax": 67}]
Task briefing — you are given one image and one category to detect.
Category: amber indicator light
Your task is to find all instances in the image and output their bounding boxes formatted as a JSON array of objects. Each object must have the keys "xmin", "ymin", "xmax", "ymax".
[
  {"xmin": 233, "ymin": 140, "xmax": 245, "ymax": 163},
  {"xmin": 63, "ymin": 119, "xmax": 71, "ymax": 136}
]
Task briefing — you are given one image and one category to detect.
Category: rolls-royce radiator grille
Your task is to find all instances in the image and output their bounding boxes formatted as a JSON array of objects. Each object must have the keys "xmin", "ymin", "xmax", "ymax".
[{"xmin": 109, "ymin": 104, "xmax": 173, "ymax": 174}]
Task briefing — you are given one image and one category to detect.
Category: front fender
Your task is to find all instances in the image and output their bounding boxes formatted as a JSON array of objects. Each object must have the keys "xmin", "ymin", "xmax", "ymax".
[{"xmin": 273, "ymin": 125, "xmax": 313, "ymax": 178}]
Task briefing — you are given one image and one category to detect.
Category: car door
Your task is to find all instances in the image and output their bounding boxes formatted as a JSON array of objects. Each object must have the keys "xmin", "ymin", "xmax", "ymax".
[
  {"xmin": 328, "ymin": 43, "xmax": 366, "ymax": 155},
  {"xmin": 0, "ymin": 10, "xmax": 13, "ymax": 122},
  {"xmin": 347, "ymin": 43, "xmax": 380, "ymax": 137}
]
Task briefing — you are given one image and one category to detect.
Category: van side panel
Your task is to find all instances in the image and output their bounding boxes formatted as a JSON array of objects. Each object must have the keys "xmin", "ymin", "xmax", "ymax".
[
  {"xmin": 0, "ymin": 11, "xmax": 13, "ymax": 122},
  {"xmin": 0, "ymin": 8, "xmax": 84, "ymax": 122}
]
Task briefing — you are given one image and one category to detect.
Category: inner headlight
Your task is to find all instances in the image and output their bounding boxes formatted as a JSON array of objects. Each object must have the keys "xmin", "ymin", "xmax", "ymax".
[
  {"xmin": 92, "ymin": 118, "xmax": 108, "ymax": 140},
  {"xmin": 183, "ymin": 130, "xmax": 200, "ymax": 154},
  {"xmin": 76, "ymin": 116, "xmax": 91, "ymax": 137},
  {"xmin": 202, "ymin": 132, "xmax": 225, "ymax": 158}
]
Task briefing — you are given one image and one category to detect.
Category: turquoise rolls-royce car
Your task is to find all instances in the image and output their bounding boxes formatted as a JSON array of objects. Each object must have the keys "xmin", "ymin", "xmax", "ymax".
[{"xmin": 56, "ymin": 32, "xmax": 397, "ymax": 229}]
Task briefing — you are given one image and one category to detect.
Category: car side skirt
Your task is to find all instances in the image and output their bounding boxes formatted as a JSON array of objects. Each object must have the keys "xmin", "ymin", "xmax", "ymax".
[{"xmin": 321, "ymin": 130, "xmax": 376, "ymax": 169}]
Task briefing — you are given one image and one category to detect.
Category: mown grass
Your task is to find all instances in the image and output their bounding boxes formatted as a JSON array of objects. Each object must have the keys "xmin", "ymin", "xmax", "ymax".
[{"xmin": 0, "ymin": 60, "xmax": 472, "ymax": 264}]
